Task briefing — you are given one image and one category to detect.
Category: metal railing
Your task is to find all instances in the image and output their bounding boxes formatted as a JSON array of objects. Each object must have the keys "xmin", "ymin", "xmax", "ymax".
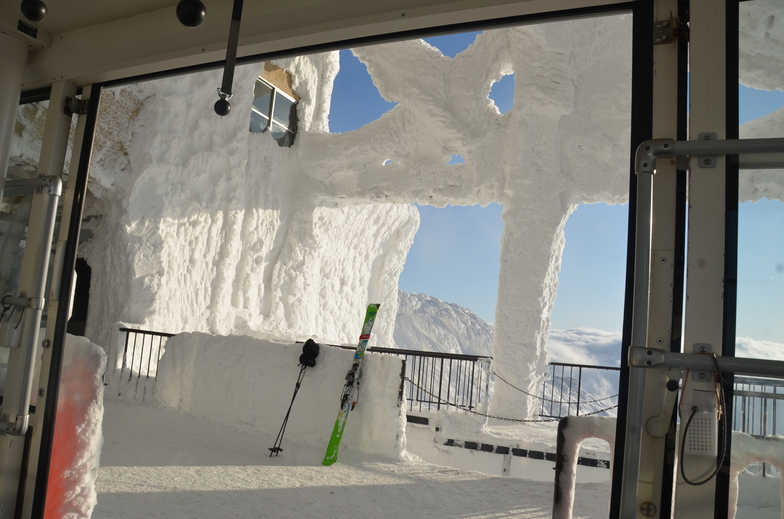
[
  {"xmin": 368, "ymin": 347, "xmax": 492, "ymax": 413},
  {"xmin": 540, "ymin": 362, "xmax": 621, "ymax": 418},
  {"xmin": 733, "ymin": 375, "xmax": 784, "ymax": 437},
  {"xmin": 116, "ymin": 329, "xmax": 492, "ymax": 412},
  {"xmin": 115, "ymin": 327, "xmax": 174, "ymax": 401}
]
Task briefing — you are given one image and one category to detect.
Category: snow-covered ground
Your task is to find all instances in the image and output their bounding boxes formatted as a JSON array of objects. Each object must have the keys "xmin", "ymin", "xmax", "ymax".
[
  {"xmin": 93, "ymin": 399, "xmax": 782, "ymax": 518},
  {"xmin": 93, "ymin": 399, "xmax": 613, "ymax": 519}
]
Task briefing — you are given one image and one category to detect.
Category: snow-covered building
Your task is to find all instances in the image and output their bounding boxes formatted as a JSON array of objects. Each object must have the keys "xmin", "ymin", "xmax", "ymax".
[{"xmin": 1, "ymin": 0, "xmax": 784, "ymax": 518}]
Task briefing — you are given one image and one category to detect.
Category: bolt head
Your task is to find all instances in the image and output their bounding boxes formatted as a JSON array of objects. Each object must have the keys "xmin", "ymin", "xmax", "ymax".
[
  {"xmin": 640, "ymin": 501, "xmax": 657, "ymax": 517},
  {"xmin": 698, "ymin": 372, "xmax": 707, "ymax": 380},
  {"xmin": 704, "ymin": 158, "xmax": 712, "ymax": 165}
]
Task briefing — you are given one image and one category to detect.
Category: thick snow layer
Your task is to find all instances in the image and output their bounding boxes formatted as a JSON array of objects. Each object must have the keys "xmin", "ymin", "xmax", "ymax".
[
  {"xmin": 94, "ymin": 399, "xmax": 614, "ymax": 519},
  {"xmin": 394, "ymin": 290, "xmax": 493, "ymax": 356},
  {"xmin": 155, "ymin": 333, "xmax": 406, "ymax": 458},
  {"xmin": 739, "ymin": 0, "xmax": 784, "ymax": 92},
  {"xmin": 45, "ymin": 335, "xmax": 106, "ymax": 519}
]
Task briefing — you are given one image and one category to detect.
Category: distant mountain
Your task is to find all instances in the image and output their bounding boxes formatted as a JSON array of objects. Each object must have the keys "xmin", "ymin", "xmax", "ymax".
[{"xmin": 393, "ymin": 290, "xmax": 493, "ymax": 357}]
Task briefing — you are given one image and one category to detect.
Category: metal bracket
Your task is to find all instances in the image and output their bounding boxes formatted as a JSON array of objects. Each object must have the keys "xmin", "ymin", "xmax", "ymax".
[
  {"xmin": 697, "ymin": 133, "xmax": 717, "ymax": 168},
  {"xmin": 629, "ymin": 346, "xmax": 784, "ymax": 379},
  {"xmin": 4, "ymin": 176, "xmax": 62, "ymax": 198},
  {"xmin": 2, "ymin": 295, "xmax": 44, "ymax": 310},
  {"xmin": 692, "ymin": 343, "xmax": 712, "ymax": 381},
  {"xmin": 634, "ymin": 136, "xmax": 784, "ymax": 176},
  {"xmin": 64, "ymin": 97, "xmax": 90, "ymax": 116},
  {"xmin": 653, "ymin": 16, "xmax": 678, "ymax": 45}
]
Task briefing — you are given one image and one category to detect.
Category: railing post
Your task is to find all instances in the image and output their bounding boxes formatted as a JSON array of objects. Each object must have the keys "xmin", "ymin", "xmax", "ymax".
[
  {"xmin": 437, "ymin": 357, "xmax": 443, "ymax": 411},
  {"xmin": 576, "ymin": 366, "xmax": 583, "ymax": 417}
]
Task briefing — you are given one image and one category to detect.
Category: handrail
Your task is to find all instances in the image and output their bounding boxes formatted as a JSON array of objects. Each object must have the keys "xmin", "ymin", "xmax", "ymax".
[
  {"xmin": 329, "ymin": 342, "xmax": 491, "ymax": 362},
  {"xmin": 549, "ymin": 361, "xmax": 620, "ymax": 371},
  {"xmin": 118, "ymin": 327, "xmax": 174, "ymax": 338}
]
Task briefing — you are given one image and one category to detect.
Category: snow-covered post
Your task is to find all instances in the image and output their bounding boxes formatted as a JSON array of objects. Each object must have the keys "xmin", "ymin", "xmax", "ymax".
[
  {"xmin": 729, "ymin": 432, "xmax": 784, "ymax": 519},
  {"xmin": 552, "ymin": 415, "xmax": 616, "ymax": 519},
  {"xmin": 491, "ymin": 188, "xmax": 575, "ymax": 419}
]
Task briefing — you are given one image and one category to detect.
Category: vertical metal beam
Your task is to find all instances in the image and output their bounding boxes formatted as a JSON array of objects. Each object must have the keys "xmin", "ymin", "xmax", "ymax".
[
  {"xmin": 0, "ymin": 33, "xmax": 29, "ymax": 200},
  {"xmin": 28, "ymin": 84, "xmax": 102, "ymax": 519},
  {"xmin": 634, "ymin": 0, "xmax": 684, "ymax": 516},
  {"xmin": 612, "ymin": 1, "xmax": 654, "ymax": 517},
  {"xmin": 0, "ymin": 79, "xmax": 74, "ymax": 519},
  {"xmin": 674, "ymin": 0, "xmax": 727, "ymax": 516}
]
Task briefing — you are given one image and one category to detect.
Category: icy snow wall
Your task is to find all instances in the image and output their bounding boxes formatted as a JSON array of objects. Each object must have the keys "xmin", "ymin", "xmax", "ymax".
[
  {"xmin": 155, "ymin": 334, "xmax": 406, "ymax": 458},
  {"xmin": 77, "ymin": 16, "xmax": 632, "ymax": 420}
]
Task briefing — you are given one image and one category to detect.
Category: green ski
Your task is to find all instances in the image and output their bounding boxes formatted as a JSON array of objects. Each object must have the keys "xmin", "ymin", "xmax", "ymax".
[{"xmin": 322, "ymin": 304, "xmax": 380, "ymax": 466}]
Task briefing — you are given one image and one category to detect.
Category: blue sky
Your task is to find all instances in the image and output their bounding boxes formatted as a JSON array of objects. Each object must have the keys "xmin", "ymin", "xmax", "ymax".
[{"xmin": 328, "ymin": 30, "xmax": 784, "ymax": 340}]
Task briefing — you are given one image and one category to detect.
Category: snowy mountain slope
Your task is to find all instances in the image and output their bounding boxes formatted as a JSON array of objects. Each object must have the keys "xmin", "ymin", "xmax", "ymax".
[{"xmin": 393, "ymin": 290, "xmax": 493, "ymax": 357}]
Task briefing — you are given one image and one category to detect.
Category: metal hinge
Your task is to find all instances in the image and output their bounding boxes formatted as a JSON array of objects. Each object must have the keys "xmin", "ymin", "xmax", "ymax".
[
  {"xmin": 64, "ymin": 97, "xmax": 89, "ymax": 116},
  {"xmin": 653, "ymin": 16, "xmax": 679, "ymax": 45}
]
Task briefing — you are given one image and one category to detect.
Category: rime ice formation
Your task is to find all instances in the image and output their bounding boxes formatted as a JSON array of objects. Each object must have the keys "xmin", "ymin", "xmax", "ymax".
[
  {"xmin": 80, "ymin": 60, "xmax": 417, "ymax": 351},
  {"xmin": 394, "ymin": 290, "xmax": 493, "ymax": 357},
  {"xmin": 74, "ymin": 15, "xmax": 634, "ymax": 420}
]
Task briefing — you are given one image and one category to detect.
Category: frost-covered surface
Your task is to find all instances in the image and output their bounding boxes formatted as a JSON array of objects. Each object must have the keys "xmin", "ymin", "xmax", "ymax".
[
  {"xmin": 394, "ymin": 290, "xmax": 493, "ymax": 356},
  {"xmin": 71, "ymin": 14, "xmax": 636, "ymax": 421},
  {"xmin": 8, "ymin": 2, "xmax": 782, "ymax": 423},
  {"xmin": 155, "ymin": 333, "xmax": 405, "ymax": 458},
  {"xmin": 94, "ymin": 399, "xmax": 615, "ymax": 519},
  {"xmin": 45, "ymin": 335, "xmax": 106, "ymax": 519}
]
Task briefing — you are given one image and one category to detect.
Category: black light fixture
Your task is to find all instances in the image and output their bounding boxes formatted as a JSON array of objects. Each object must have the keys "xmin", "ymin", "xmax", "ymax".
[
  {"xmin": 20, "ymin": 0, "xmax": 47, "ymax": 22},
  {"xmin": 214, "ymin": 92, "xmax": 231, "ymax": 116},
  {"xmin": 214, "ymin": 0, "xmax": 244, "ymax": 116},
  {"xmin": 176, "ymin": 0, "xmax": 207, "ymax": 28}
]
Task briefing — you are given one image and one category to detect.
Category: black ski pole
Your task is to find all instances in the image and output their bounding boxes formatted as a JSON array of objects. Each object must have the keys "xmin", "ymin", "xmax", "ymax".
[
  {"xmin": 269, "ymin": 365, "xmax": 307, "ymax": 456},
  {"xmin": 269, "ymin": 339, "xmax": 320, "ymax": 456}
]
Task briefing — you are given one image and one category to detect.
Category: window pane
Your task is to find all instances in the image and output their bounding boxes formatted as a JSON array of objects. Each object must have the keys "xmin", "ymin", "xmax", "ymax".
[
  {"xmin": 252, "ymin": 80, "xmax": 273, "ymax": 116},
  {"xmin": 272, "ymin": 94, "xmax": 297, "ymax": 131},
  {"xmin": 249, "ymin": 110, "xmax": 268, "ymax": 133},
  {"xmin": 270, "ymin": 122, "xmax": 295, "ymax": 147}
]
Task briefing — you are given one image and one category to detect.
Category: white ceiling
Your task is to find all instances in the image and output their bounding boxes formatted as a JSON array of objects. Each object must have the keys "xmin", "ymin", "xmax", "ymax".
[{"xmin": 2, "ymin": 0, "xmax": 629, "ymax": 90}]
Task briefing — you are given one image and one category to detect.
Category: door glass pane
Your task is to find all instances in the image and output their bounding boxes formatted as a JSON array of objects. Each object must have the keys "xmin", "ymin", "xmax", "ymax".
[{"xmin": 732, "ymin": 1, "xmax": 784, "ymax": 516}]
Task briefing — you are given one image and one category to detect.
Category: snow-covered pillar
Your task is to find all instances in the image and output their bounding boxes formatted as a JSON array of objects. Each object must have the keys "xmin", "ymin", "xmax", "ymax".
[{"xmin": 490, "ymin": 189, "xmax": 575, "ymax": 419}]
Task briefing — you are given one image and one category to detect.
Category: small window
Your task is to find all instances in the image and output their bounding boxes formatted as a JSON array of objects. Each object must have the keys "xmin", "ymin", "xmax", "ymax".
[{"xmin": 249, "ymin": 77, "xmax": 297, "ymax": 147}]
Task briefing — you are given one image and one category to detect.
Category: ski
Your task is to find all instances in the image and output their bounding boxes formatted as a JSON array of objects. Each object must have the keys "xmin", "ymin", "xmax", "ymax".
[{"xmin": 322, "ymin": 303, "xmax": 380, "ymax": 466}]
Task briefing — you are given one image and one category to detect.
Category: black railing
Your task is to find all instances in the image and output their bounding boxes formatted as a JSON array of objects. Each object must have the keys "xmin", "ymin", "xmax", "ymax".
[
  {"xmin": 370, "ymin": 347, "xmax": 492, "ymax": 413},
  {"xmin": 116, "ymin": 327, "xmax": 174, "ymax": 400},
  {"xmin": 117, "ymin": 329, "xmax": 492, "ymax": 412},
  {"xmin": 540, "ymin": 362, "xmax": 621, "ymax": 418}
]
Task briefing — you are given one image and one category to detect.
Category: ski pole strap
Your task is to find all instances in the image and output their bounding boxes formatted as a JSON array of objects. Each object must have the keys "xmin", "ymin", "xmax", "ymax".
[{"xmin": 218, "ymin": 0, "xmax": 244, "ymax": 99}]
